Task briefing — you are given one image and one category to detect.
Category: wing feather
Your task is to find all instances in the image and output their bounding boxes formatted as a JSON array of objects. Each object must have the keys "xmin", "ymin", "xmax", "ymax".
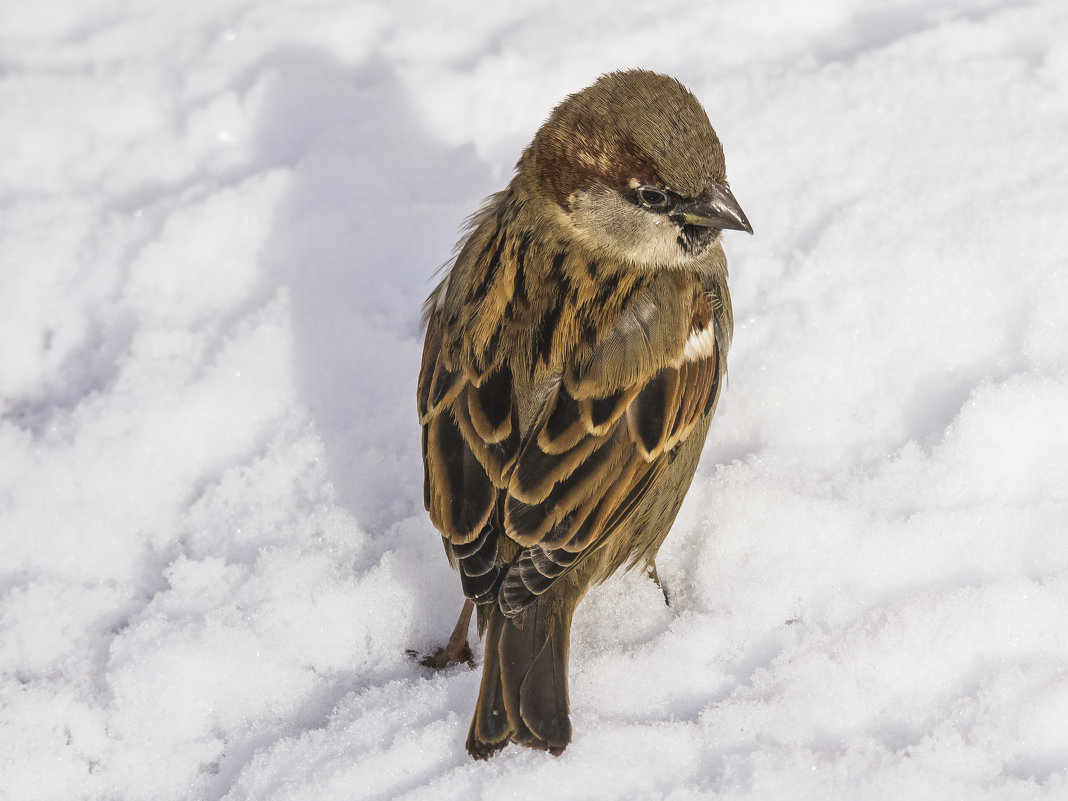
[
  {"xmin": 421, "ymin": 256, "xmax": 726, "ymax": 616},
  {"xmin": 496, "ymin": 289, "xmax": 723, "ymax": 616},
  {"xmin": 419, "ymin": 304, "xmax": 515, "ymax": 599}
]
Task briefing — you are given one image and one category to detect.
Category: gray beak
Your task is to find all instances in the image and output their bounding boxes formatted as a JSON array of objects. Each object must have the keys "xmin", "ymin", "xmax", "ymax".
[{"xmin": 675, "ymin": 182, "xmax": 753, "ymax": 235}]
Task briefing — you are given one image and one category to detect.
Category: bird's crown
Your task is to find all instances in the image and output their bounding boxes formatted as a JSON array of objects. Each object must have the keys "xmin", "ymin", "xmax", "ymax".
[{"xmin": 527, "ymin": 69, "xmax": 726, "ymax": 206}]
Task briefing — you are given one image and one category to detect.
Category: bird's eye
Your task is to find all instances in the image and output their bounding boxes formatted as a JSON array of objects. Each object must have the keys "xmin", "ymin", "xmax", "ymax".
[{"xmin": 636, "ymin": 186, "xmax": 670, "ymax": 209}]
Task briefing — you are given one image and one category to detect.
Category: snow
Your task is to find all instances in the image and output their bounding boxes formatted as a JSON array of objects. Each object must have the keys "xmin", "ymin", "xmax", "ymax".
[{"xmin": 2, "ymin": 1, "xmax": 1068, "ymax": 799}]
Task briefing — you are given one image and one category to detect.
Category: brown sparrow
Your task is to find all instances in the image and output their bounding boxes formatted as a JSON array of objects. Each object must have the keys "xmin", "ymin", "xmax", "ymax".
[{"xmin": 417, "ymin": 69, "xmax": 752, "ymax": 759}]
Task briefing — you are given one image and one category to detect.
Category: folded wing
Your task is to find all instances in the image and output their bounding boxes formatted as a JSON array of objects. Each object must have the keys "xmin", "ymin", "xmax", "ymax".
[{"xmin": 420, "ymin": 277, "xmax": 723, "ymax": 615}]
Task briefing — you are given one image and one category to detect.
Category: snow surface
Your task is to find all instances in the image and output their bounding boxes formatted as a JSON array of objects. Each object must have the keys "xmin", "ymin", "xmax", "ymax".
[{"xmin": 3, "ymin": 1, "xmax": 1068, "ymax": 799}]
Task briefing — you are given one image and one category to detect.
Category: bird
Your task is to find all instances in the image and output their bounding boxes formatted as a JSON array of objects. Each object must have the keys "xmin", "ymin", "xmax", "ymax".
[{"xmin": 417, "ymin": 69, "xmax": 751, "ymax": 759}]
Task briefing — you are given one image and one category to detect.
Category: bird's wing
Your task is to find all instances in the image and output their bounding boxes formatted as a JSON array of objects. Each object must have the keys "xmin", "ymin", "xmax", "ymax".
[
  {"xmin": 420, "ymin": 271, "xmax": 725, "ymax": 614},
  {"xmin": 498, "ymin": 284, "xmax": 723, "ymax": 615},
  {"xmin": 418, "ymin": 299, "xmax": 518, "ymax": 602}
]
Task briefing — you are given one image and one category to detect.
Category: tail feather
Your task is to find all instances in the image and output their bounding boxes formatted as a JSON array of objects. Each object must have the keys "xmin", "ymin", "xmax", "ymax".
[
  {"xmin": 467, "ymin": 598, "xmax": 573, "ymax": 758},
  {"xmin": 516, "ymin": 604, "xmax": 571, "ymax": 751},
  {"xmin": 466, "ymin": 611, "xmax": 512, "ymax": 758}
]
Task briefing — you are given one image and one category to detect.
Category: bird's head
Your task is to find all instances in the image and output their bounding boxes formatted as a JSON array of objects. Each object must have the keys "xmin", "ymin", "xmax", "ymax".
[{"xmin": 522, "ymin": 69, "xmax": 752, "ymax": 269}]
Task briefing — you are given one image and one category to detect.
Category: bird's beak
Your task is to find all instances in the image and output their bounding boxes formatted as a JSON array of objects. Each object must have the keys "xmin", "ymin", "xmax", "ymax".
[{"xmin": 676, "ymin": 183, "xmax": 753, "ymax": 235}]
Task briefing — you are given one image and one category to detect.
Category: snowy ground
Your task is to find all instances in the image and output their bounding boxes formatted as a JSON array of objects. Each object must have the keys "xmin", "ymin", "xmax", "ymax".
[{"xmin": 3, "ymin": 1, "xmax": 1068, "ymax": 799}]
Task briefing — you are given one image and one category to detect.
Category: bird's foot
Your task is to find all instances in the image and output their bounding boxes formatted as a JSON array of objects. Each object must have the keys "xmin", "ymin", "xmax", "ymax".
[
  {"xmin": 646, "ymin": 562, "xmax": 670, "ymax": 606},
  {"xmin": 410, "ymin": 598, "xmax": 476, "ymax": 669},
  {"xmin": 415, "ymin": 640, "xmax": 474, "ymax": 669}
]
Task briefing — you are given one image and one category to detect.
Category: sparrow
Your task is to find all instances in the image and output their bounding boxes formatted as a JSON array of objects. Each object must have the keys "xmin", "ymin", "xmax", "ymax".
[{"xmin": 417, "ymin": 69, "xmax": 752, "ymax": 759}]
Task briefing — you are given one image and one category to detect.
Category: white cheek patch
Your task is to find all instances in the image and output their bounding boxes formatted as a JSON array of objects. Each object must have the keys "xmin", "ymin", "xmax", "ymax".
[
  {"xmin": 623, "ymin": 224, "xmax": 686, "ymax": 266},
  {"xmin": 567, "ymin": 188, "xmax": 695, "ymax": 269},
  {"xmin": 681, "ymin": 323, "xmax": 717, "ymax": 363}
]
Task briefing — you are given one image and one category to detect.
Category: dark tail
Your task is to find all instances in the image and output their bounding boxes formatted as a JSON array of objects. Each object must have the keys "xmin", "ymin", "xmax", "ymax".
[{"xmin": 466, "ymin": 596, "xmax": 574, "ymax": 759}]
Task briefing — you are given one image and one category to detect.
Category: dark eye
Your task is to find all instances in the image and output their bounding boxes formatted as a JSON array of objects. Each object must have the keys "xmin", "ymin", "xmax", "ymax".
[{"xmin": 636, "ymin": 186, "xmax": 670, "ymax": 210}]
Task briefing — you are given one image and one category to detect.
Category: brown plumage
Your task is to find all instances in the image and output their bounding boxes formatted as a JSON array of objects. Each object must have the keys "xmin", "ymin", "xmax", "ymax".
[{"xmin": 417, "ymin": 69, "xmax": 752, "ymax": 759}]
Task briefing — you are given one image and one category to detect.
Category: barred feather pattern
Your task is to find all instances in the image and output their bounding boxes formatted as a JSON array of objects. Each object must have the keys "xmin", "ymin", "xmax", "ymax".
[{"xmin": 418, "ymin": 188, "xmax": 730, "ymax": 616}]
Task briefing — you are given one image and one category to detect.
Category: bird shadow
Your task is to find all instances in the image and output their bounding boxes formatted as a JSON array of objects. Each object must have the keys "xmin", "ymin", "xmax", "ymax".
[
  {"xmin": 253, "ymin": 51, "xmax": 494, "ymax": 534},
  {"xmin": 251, "ymin": 47, "xmax": 496, "ymax": 676},
  {"xmin": 185, "ymin": 46, "xmax": 497, "ymax": 799}
]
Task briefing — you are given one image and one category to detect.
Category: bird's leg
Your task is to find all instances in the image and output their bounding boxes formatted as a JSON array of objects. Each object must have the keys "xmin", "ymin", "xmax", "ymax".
[
  {"xmin": 419, "ymin": 598, "xmax": 475, "ymax": 669},
  {"xmin": 646, "ymin": 562, "xmax": 670, "ymax": 606},
  {"xmin": 443, "ymin": 598, "xmax": 475, "ymax": 659}
]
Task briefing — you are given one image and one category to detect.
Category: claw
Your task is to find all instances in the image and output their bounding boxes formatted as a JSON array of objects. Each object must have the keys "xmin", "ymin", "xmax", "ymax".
[{"xmin": 413, "ymin": 598, "xmax": 476, "ymax": 669}]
